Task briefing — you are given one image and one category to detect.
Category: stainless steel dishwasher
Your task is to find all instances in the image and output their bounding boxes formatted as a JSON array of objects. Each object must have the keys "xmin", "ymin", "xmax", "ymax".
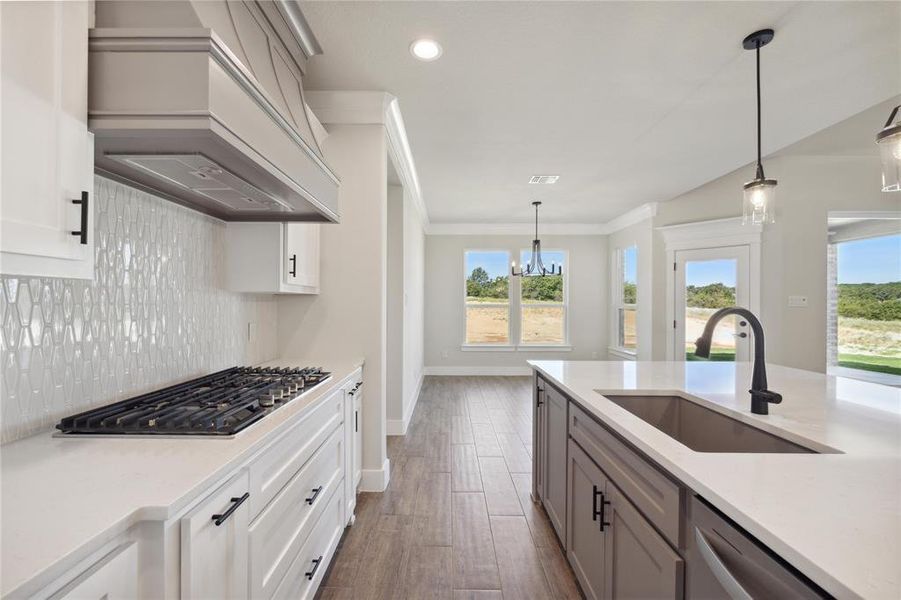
[{"xmin": 686, "ymin": 496, "xmax": 830, "ymax": 599}]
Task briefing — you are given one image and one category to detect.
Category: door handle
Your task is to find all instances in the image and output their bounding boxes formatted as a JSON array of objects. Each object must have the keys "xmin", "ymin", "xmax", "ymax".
[
  {"xmin": 694, "ymin": 527, "xmax": 753, "ymax": 600},
  {"xmin": 289, "ymin": 254, "xmax": 297, "ymax": 277},
  {"xmin": 211, "ymin": 492, "xmax": 250, "ymax": 526},
  {"xmin": 71, "ymin": 191, "xmax": 89, "ymax": 245},
  {"xmin": 733, "ymin": 332, "xmax": 748, "ymax": 338}
]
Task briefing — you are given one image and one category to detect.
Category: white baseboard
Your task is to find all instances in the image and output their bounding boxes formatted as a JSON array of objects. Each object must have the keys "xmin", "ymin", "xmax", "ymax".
[
  {"xmin": 423, "ymin": 366, "xmax": 532, "ymax": 376},
  {"xmin": 386, "ymin": 418, "xmax": 408, "ymax": 436},
  {"xmin": 359, "ymin": 458, "xmax": 390, "ymax": 492}
]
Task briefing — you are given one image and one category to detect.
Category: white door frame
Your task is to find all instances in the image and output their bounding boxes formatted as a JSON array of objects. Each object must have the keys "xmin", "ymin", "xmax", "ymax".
[{"xmin": 657, "ymin": 217, "xmax": 762, "ymax": 361}]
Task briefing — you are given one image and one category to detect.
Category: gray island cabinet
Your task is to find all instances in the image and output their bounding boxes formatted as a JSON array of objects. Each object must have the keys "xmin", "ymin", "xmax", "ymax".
[{"xmin": 531, "ymin": 372, "xmax": 827, "ymax": 600}]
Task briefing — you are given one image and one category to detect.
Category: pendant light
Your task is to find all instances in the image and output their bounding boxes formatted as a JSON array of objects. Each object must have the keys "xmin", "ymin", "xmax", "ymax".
[
  {"xmin": 742, "ymin": 29, "xmax": 777, "ymax": 225},
  {"xmin": 876, "ymin": 105, "xmax": 901, "ymax": 192},
  {"xmin": 511, "ymin": 201, "xmax": 561, "ymax": 277}
]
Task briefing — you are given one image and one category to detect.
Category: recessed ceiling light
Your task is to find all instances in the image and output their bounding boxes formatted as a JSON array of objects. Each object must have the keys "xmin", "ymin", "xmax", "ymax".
[
  {"xmin": 410, "ymin": 38, "xmax": 442, "ymax": 61},
  {"xmin": 528, "ymin": 175, "xmax": 559, "ymax": 184}
]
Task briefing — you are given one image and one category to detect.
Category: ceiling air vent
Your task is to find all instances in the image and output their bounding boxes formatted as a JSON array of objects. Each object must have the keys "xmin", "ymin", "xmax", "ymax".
[{"xmin": 528, "ymin": 175, "xmax": 560, "ymax": 184}]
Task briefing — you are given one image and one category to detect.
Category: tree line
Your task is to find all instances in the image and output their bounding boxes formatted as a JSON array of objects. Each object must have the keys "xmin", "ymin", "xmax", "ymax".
[
  {"xmin": 466, "ymin": 267, "xmax": 563, "ymax": 302},
  {"xmin": 838, "ymin": 282, "xmax": 901, "ymax": 321}
]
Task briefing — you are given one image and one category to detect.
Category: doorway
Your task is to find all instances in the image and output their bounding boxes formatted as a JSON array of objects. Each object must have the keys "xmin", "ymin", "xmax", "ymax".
[{"xmin": 674, "ymin": 246, "xmax": 751, "ymax": 362}]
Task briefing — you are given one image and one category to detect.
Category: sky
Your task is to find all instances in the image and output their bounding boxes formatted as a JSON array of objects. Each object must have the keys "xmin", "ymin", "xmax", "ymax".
[
  {"xmin": 466, "ymin": 249, "xmax": 565, "ymax": 278},
  {"xmin": 837, "ymin": 234, "xmax": 901, "ymax": 284},
  {"xmin": 623, "ymin": 246, "xmax": 637, "ymax": 284},
  {"xmin": 685, "ymin": 259, "xmax": 737, "ymax": 287}
]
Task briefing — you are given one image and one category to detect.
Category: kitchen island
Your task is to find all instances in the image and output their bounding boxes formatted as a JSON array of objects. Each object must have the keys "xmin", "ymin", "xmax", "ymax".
[{"xmin": 529, "ymin": 360, "xmax": 901, "ymax": 600}]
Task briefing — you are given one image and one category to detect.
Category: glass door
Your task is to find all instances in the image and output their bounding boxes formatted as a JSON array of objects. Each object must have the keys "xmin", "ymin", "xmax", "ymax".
[{"xmin": 674, "ymin": 246, "xmax": 751, "ymax": 362}]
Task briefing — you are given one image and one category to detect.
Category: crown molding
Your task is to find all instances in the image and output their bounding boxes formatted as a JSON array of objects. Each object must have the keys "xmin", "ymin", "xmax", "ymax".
[
  {"xmin": 305, "ymin": 91, "xmax": 429, "ymax": 227},
  {"xmin": 425, "ymin": 222, "xmax": 608, "ymax": 235},
  {"xmin": 425, "ymin": 202, "xmax": 658, "ymax": 236}
]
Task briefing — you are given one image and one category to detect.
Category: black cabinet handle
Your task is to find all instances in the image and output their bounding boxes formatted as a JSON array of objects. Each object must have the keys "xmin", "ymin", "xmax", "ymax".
[
  {"xmin": 537, "ymin": 390, "xmax": 544, "ymax": 408},
  {"xmin": 305, "ymin": 486, "xmax": 323, "ymax": 505},
  {"xmin": 355, "ymin": 409, "xmax": 359, "ymax": 433},
  {"xmin": 211, "ymin": 492, "xmax": 250, "ymax": 526},
  {"xmin": 592, "ymin": 485, "xmax": 602, "ymax": 522},
  {"xmin": 289, "ymin": 254, "xmax": 297, "ymax": 277},
  {"xmin": 600, "ymin": 492, "xmax": 611, "ymax": 532},
  {"xmin": 305, "ymin": 556, "xmax": 323, "ymax": 580},
  {"xmin": 71, "ymin": 191, "xmax": 88, "ymax": 245}
]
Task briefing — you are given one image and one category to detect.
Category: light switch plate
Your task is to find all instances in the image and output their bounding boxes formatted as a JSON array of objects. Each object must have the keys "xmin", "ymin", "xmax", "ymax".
[{"xmin": 788, "ymin": 295, "xmax": 808, "ymax": 307}]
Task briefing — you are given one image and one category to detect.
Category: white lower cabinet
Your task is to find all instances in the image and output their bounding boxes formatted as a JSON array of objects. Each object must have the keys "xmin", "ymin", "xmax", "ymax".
[
  {"xmin": 25, "ymin": 371, "xmax": 362, "ymax": 600},
  {"xmin": 181, "ymin": 471, "xmax": 251, "ymax": 600},
  {"xmin": 271, "ymin": 485, "xmax": 345, "ymax": 600},
  {"xmin": 249, "ymin": 427, "xmax": 344, "ymax": 599},
  {"xmin": 50, "ymin": 542, "xmax": 138, "ymax": 600}
]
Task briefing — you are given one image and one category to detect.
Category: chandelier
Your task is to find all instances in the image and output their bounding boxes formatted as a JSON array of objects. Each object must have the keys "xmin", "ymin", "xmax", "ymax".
[{"xmin": 511, "ymin": 201, "xmax": 561, "ymax": 277}]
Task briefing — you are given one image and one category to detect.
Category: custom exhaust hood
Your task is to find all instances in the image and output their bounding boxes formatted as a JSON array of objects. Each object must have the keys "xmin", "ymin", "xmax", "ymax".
[{"xmin": 89, "ymin": 0, "xmax": 339, "ymax": 222}]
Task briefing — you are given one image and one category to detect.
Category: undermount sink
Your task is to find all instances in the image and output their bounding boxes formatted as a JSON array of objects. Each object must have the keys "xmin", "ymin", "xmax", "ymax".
[{"xmin": 601, "ymin": 394, "xmax": 818, "ymax": 454}]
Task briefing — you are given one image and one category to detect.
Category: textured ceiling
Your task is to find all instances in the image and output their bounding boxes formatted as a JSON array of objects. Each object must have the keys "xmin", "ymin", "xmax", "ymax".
[{"xmin": 301, "ymin": 1, "xmax": 901, "ymax": 224}]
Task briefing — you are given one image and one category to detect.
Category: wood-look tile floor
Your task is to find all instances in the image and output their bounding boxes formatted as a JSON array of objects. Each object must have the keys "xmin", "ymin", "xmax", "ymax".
[{"xmin": 317, "ymin": 376, "xmax": 583, "ymax": 600}]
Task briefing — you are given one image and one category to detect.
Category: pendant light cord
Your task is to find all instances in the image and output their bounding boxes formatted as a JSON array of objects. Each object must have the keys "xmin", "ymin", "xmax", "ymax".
[
  {"xmin": 534, "ymin": 203, "xmax": 539, "ymax": 241},
  {"xmin": 756, "ymin": 42, "xmax": 764, "ymax": 180}
]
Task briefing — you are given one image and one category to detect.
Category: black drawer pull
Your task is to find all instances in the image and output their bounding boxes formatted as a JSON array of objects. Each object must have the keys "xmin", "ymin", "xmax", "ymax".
[
  {"xmin": 305, "ymin": 556, "xmax": 323, "ymax": 580},
  {"xmin": 289, "ymin": 254, "xmax": 297, "ymax": 277},
  {"xmin": 305, "ymin": 486, "xmax": 323, "ymax": 505},
  {"xmin": 600, "ymin": 492, "xmax": 611, "ymax": 532},
  {"xmin": 355, "ymin": 409, "xmax": 359, "ymax": 433},
  {"xmin": 537, "ymin": 390, "xmax": 544, "ymax": 408},
  {"xmin": 211, "ymin": 492, "xmax": 249, "ymax": 526},
  {"xmin": 592, "ymin": 485, "xmax": 602, "ymax": 522},
  {"xmin": 71, "ymin": 191, "xmax": 89, "ymax": 245}
]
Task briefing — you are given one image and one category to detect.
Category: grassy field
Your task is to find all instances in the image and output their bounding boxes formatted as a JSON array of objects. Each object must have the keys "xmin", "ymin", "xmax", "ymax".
[
  {"xmin": 837, "ymin": 316, "xmax": 900, "ymax": 375},
  {"xmin": 837, "ymin": 354, "xmax": 901, "ymax": 375}
]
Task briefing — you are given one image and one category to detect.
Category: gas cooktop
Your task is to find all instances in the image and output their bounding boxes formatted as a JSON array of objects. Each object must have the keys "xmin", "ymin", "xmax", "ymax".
[{"xmin": 55, "ymin": 366, "xmax": 331, "ymax": 437}]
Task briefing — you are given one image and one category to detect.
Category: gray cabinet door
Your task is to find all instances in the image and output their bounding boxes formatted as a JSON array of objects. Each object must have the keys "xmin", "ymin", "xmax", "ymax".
[
  {"xmin": 567, "ymin": 440, "xmax": 608, "ymax": 600},
  {"xmin": 543, "ymin": 384, "xmax": 568, "ymax": 545},
  {"xmin": 533, "ymin": 376, "xmax": 547, "ymax": 502},
  {"xmin": 604, "ymin": 483, "xmax": 684, "ymax": 600}
]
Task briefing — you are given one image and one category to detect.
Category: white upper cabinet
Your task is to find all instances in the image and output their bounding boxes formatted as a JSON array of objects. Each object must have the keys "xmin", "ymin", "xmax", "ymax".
[
  {"xmin": 1, "ymin": 0, "xmax": 95, "ymax": 280},
  {"xmin": 225, "ymin": 222, "xmax": 321, "ymax": 294}
]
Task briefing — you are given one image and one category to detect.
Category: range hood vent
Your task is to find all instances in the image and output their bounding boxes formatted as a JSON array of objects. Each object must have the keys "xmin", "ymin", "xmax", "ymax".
[{"xmin": 89, "ymin": 0, "xmax": 339, "ymax": 222}]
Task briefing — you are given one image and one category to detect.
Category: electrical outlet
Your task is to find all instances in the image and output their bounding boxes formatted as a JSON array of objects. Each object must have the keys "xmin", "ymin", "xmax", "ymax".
[
  {"xmin": 787, "ymin": 295, "xmax": 808, "ymax": 307},
  {"xmin": 591, "ymin": 351, "xmax": 599, "ymax": 359},
  {"xmin": 441, "ymin": 349, "xmax": 449, "ymax": 359}
]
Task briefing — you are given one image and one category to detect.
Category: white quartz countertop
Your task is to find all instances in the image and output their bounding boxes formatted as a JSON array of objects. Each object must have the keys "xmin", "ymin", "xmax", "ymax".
[
  {"xmin": 528, "ymin": 360, "xmax": 901, "ymax": 600},
  {"xmin": 0, "ymin": 357, "xmax": 363, "ymax": 598}
]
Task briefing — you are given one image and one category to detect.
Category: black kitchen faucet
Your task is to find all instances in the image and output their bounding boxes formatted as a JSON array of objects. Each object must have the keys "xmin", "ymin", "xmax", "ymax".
[{"xmin": 694, "ymin": 307, "xmax": 782, "ymax": 415}]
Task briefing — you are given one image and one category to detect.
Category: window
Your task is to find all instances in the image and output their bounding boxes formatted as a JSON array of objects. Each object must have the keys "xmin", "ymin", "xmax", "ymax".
[
  {"xmin": 827, "ymin": 227, "xmax": 900, "ymax": 381},
  {"xmin": 464, "ymin": 250, "xmax": 510, "ymax": 344},
  {"xmin": 613, "ymin": 246, "xmax": 638, "ymax": 352},
  {"xmin": 520, "ymin": 249, "xmax": 566, "ymax": 345}
]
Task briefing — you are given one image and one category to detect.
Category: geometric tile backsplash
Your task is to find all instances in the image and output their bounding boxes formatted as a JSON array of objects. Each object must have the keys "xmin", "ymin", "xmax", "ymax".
[{"xmin": 0, "ymin": 177, "xmax": 278, "ymax": 443}]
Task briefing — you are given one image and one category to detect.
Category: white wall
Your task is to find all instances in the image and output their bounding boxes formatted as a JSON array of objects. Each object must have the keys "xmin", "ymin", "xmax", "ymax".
[
  {"xmin": 651, "ymin": 155, "xmax": 899, "ymax": 372},
  {"xmin": 402, "ymin": 187, "xmax": 426, "ymax": 424},
  {"xmin": 424, "ymin": 234, "xmax": 607, "ymax": 373},
  {"xmin": 277, "ymin": 124, "xmax": 389, "ymax": 489},
  {"xmin": 386, "ymin": 185, "xmax": 404, "ymax": 431},
  {"xmin": 606, "ymin": 219, "xmax": 655, "ymax": 360}
]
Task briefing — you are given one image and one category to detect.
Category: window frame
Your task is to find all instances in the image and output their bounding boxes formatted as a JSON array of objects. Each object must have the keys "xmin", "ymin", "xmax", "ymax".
[
  {"xmin": 462, "ymin": 249, "xmax": 512, "ymax": 348},
  {"xmin": 610, "ymin": 245, "xmax": 638, "ymax": 358},
  {"xmin": 518, "ymin": 248, "xmax": 569, "ymax": 347}
]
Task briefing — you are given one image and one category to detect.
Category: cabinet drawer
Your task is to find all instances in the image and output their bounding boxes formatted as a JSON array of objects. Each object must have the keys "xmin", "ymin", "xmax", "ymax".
[
  {"xmin": 569, "ymin": 402, "xmax": 681, "ymax": 546},
  {"xmin": 271, "ymin": 484, "xmax": 345, "ymax": 600},
  {"xmin": 250, "ymin": 426, "xmax": 344, "ymax": 600},
  {"xmin": 249, "ymin": 389, "xmax": 343, "ymax": 516},
  {"xmin": 50, "ymin": 542, "xmax": 138, "ymax": 600}
]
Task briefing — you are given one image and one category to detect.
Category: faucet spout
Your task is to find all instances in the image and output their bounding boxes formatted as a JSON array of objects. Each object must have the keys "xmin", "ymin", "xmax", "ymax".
[{"xmin": 694, "ymin": 307, "xmax": 782, "ymax": 415}]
